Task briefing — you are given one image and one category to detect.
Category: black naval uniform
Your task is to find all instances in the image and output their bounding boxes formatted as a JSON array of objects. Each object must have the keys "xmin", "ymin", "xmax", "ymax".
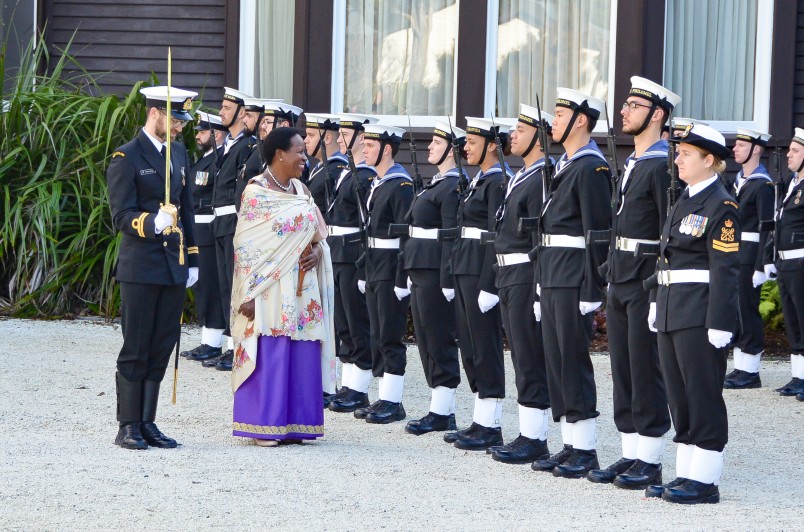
[
  {"xmin": 327, "ymin": 162, "xmax": 375, "ymax": 373},
  {"xmin": 404, "ymin": 170, "xmax": 461, "ymax": 390},
  {"xmin": 605, "ymin": 141, "xmax": 672, "ymax": 440},
  {"xmin": 107, "ymin": 129, "xmax": 198, "ymax": 437},
  {"xmin": 237, "ymin": 138, "xmax": 264, "ymax": 208},
  {"xmin": 189, "ymin": 148, "xmax": 226, "ymax": 335},
  {"xmin": 654, "ymin": 178, "xmax": 740, "ymax": 454},
  {"xmin": 364, "ymin": 163, "xmax": 414, "ymax": 378},
  {"xmin": 305, "ymin": 152, "xmax": 348, "ymax": 218},
  {"xmin": 731, "ymin": 165, "xmax": 774, "ymax": 356},
  {"xmin": 452, "ymin": 164, "xmax": 507, "ymax": 400},
  {"xmin": 537, "ymin": 142, "xmax": 611, "ymax": 424}
]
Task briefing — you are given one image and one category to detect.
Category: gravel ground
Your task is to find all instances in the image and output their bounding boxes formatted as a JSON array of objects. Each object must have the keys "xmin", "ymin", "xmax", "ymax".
[{"xmin": 1, "ymin": 318, "xmax": 801, "ymax": 531}]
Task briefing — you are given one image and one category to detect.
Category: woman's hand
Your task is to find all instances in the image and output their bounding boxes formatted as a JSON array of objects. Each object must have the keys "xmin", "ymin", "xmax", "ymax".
[
  {"xmin": 239, "ymin": 299, "xmax": 256, "ymax": 320},
  {"xmin": 300, "ymin": 243, "xmax": 322, "ymax": 272}
]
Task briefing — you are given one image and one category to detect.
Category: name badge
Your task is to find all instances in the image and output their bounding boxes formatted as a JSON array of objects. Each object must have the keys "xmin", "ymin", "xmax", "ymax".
[
  {"xmin": 679, "ymin": 214, "xmax": 708, "ymax": 237},
  {"xmin": 195, "ymin": 171, "xmax": 209, "ymax": 186},
  {"xmin": 140, "ymin": 168, "xmax": 156, "ymax": 175}
]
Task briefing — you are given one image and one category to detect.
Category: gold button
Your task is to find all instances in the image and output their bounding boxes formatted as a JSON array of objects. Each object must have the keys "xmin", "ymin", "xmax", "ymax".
[{"xmin": 163, "ymin": 242, "xmax": 168, "ymax": 247}]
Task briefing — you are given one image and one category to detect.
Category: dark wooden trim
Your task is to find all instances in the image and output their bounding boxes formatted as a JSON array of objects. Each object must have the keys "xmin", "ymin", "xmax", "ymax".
[
  {"xmin": 768, "ymin": 0, "xmax": 797, "ymax": 142},
  {"xmin": 293, "ymin": 0, "xmax": 332, "ymax": 113},
  {"xmin": 223, "ymin": 0, "xmax": 240, "ymax": 89},
  {"xmin": 292, "ymin": 0, "xmax": 309, "ymax": 108},
  {"xmin": 454, "ymin": 0, "xmax": 487, "ymax": 128}
]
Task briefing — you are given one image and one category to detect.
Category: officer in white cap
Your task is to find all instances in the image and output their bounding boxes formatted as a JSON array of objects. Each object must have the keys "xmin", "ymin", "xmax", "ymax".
[
  {"xmin": 303, "ymin": 114, "xmax": 349, "ymax": 217},
  {"xmin": 724, "ymin": 128, "xmax": 774, "ymax": 389},
  {"xmin": 328, "ymin": 114, "xmax": 379, "ymax": 414},
  {"xmin": 106, "ymin": 85, "xmax": 199, "ymax": 449},
  {"xmin": 531, "ymin": 88, "xmax": 611, "ymax": 478},
  {"xmin": 644, "ymin": 122, "xmax": 739, "ymax": 504},
  {"xmin": 354, "ymin": 123, "xmax": 414, "ymax": 424},
  {"xmin": 588, "ymin": 77, "xmax": 680, "ymax": 489},
  {"xmin": 768, "ymin": 127, "xmax": 804, "ymax": 401}
]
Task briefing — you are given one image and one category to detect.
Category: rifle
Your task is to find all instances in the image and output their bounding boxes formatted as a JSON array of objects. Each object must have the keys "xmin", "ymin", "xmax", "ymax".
[
  {"xmin": 518, "ymin": 94, "xmax": 553, "ymax": 235},
  {"xmin": 759, "ymin": 145, "xmax": 786, "ymax": 261},
  {"xmin": 407, "ymin": 115, "xmax": 423, "ymax": 193},
  {"xmin": 490, "ymin": 115, "xmax": 508, "ymax": 188},
  {"xmin": 604, "ymin": 102, "xmax": 621, "ymax": 209},
  {"xmin": 338, "ymin": 130, "xmax": 369, "ymax": 252},
  {"xmin": 438, "ymin": 116, "xmax": 466, "ymax": 242},
  {"xmin": 317, "ymin": 127, "xmax": 334, "ymax": 212},
  {"xmin": 666, "ymin": 109, "xmax": 680, "ymax": 215}
]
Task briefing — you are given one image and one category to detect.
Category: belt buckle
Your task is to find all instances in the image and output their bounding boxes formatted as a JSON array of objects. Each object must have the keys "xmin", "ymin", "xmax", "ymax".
[
  {"xmin": 496, "ymin": 254, "xmax": 504, "ymax": 265},
  {"xmin": 658, "ymin": 270, "xmax": 670, "ymax": 286},
  {"xmin": 618, "ymin": 237, "xmax": 628, "ymax": 249},
  {"xmin": 542, "ymin": 234, "xmax": 550, "ymax": 246}
]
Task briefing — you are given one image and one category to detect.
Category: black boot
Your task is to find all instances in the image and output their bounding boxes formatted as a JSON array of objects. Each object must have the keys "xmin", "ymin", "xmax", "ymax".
[
  {"xmin": 798, "ymin": 392, "xmax": 804, "ymax": 401},
  {"xmin": 645, "ymin": 477, "xmax": 686, "ymax": 498},
  {"xmin": 491, "ymin": 435, "xmax": 549, "ymax": 464},
  {"xmin": 215, "ymin": 350, "xmax": 234, "ymax": 371},
  {"xmin": 662, "ymin": 479, "xmax": 720, "ymax": 504},
  {"xmin": 330, "ymin": 389, "xmax": 370, "ymax": 413},
  {"xmin": 140, "ymin": 380, "xmax": 178, "ymax": 448},
  {"xmin": 404, "ymin": 412, "xmax": 457, "ymax": 435},
  {"xmin": 613, "ymin": 460, "xmax": 663, "ymax": 490},
  {"xmin": 444, "ymin": 423, "xmax": 479, "ymax": 444},
  {"xmin": 114, "ymin": 372, "xmax": 147, "ymax": 450},
  {"xmin": 723, "ymin": 368, "xmax": 740, "ymax": 381},
  {"xmin": 531, "ymin": 444, "xmax": 573, "ymax": 472},
  {"xmin": 354, "ymin": 400, "xmax": 380, "ymax": 419},
  {"xmin": 365, "ymin": 400, "xmax": 406, "ymax": 424},
  {"xmin": 587, "ymin": 457, "xmax": 636, "ymax": 484},
  {"xmin": 553, "ymin": 449, "xmax": 599, "ymax": 479},
  {"xmin": 776, "ymin": 377, "xmax": 804, "ymax": 396},
  {"xmin": 723, "ymin": 370, "xmax": 761, "ymax": 389},
  {"xmin": 453, "ymin": 425, "xmax": 503, "ymax": 451},
  {"xmin": 186, "ymin": 344, "xmax": 223, "ymax": 361},
  {"xmin": 202, "ymin": 352, "xmax": 226, "ymax": 367}
]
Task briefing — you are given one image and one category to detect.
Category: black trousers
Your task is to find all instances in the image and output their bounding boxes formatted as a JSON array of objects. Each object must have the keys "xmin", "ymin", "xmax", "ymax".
[
  {"xmin": 409, "ymin": 268, "xmax": 460, "ymax": 389},
  {"xmin": 194, "ymin": 242, "xmax": 226, "ymax": 330},
  {"xmin": 117, "ymin": 281, "xmax": 185, "ymax": 382},
  {"xmin": 333, "ymin": 262, "xmax": 372, "ymax": 370},
  {"xmin": 658, "ymin": 327, "xmax": 728, "ymax": 452},
  {"xmin": 606, "ymin": 280, "xmax": 670, "ymax": 437},
  {"xmin": 365, "ymin": 279, "xmax": 409, "ymax": 377},
  {"xmin": 214, "ymin": 233, "xmax": 235, "ymax": 337},
  {"xmin": 454, "ymin": 274, "xmax": 505, "ymax": 399},
  {"xmin": 541, "ymin": 287, "xmax": 598, "ymax": 423},
  {"xmin": 499, "ymin": 284, "xmax": 549, "ymax": 409},
  {"xmin": 734, "ymin": 263, "xmax": 764, "ymax": 354},
  {"xmin": 777, "ymin": 270, "xmax": 804, "ymax": 353}
]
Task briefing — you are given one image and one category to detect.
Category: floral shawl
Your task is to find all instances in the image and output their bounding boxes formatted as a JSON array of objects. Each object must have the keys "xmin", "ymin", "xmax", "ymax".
[{"xmin": 230, "ymin": 179, "xmax": 336, "ymax": 393}]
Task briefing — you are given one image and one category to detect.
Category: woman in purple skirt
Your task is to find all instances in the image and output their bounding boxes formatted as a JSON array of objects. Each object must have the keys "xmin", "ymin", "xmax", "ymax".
[{"xmin": 230, "ymin": 127, "xmax": 335, "ymax": 447}]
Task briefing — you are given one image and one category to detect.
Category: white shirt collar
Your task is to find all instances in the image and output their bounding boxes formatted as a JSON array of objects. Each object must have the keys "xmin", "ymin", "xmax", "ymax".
[
  {"xmin": 687, "ymin": 175, "xmax": 718, "ymax": 197},
  {"xmin": 143, "ymin": 128, "xmax": 166, "ymax": 153}
]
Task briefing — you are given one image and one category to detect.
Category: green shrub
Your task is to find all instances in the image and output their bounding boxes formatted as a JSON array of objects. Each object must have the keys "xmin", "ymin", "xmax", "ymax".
[{"xmin": 759, "ymin": 280, "xmax": 784, "ymax": 332}]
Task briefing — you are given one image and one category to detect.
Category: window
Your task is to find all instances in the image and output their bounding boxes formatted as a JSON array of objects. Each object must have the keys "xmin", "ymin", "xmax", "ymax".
[
  {"xmin": 332, "ymin": 0, "xmax": 459, "ymax": 125},
  {"xmin": 663, "ymin": 0, "xmax": 773, "ymax": 132},
  {"xmin": 486, "ymin": 0, "xmax": 616, "ymax": 121},
  {"xmin": 238, "ymin": 0, "xmax": 295, "ymax": 101}
]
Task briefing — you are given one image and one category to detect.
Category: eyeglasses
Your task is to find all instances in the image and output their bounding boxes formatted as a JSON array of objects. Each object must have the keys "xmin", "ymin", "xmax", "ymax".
[
  {"xmin": 621, "ymin": 101, "xmax": 653, "ymax": 112},
  {"xmin": 159, "ymin": 110, "xmax": 188, "ymax": 129}
]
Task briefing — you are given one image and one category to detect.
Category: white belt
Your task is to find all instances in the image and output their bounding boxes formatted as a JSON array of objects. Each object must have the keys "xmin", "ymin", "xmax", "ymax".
[
  {"xmin": 496, "ymin": 253, "xmax": 530, "ymax": 266},
  {"xmin": 778, "ymin": 248, "xmax": 804, "ymax": 260},
  {"xmin": 741, "ymin": 232, "xmax": 760, "ymax": 242},
  {"xmin": 540, "ymin": 234, "xmax": 585, "ymax": 249},
  {"xmin": 194, "ymin": 214, "xmax": 214, "ymax": 224},
  {"xmin": 328, "ymin": 225, "xmax": 360, "ymax": 236},
  {"xmin": 214, "ymin": 205, "xmax": 236, "ymax": 216},
  {"xmin": 461, "ymin": 227, "xmax": 486, "ymax": 240},
  {"xmin": 657, "ymin": 269, "xmax": 710, "ymax": 285},
  {"xmin": 615, "ymin": 237, "xmax": 659, "ymax": 252},
  {"xmin": 409, "ymin": 226, "xmax": 440, "ymax": 239},
  {"xmin": 368, "ymin": 237, "xmax": 400, "ymax": 249}
]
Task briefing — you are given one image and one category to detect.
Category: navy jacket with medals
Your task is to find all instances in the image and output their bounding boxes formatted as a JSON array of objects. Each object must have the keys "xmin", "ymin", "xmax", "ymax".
[
  {"xmin": 190, "ymin": 148, "xmax": 220, "ymax": 247},
  {"xmin": 107, "ymin": 128, "xmax": 198, "ymax": 286},
  {"xmin": 772, "ymin": 174, "xmax": 804, "ymax": 272}
]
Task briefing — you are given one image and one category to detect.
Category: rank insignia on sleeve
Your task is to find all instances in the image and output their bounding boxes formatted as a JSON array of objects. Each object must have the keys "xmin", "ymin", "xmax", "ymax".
[
  {"xmin": 112, "ymin": 151, "xmax": 126, "ymax": 158},
  {"xmin": 720, "ymin": 218, "xmax": 736, "ymax": 242},
  {"xmin": 724, "ymin": 200, "xmax": 738, "ymax": 209},
  {"xmin": 712, "ymin": 239, "xmax": 739, "ymax": 252},
  {"xmin": 400, "ymin": 182, "xmax": 413, "ymax": 187},
  {"xmin": 679, "ymin": 214, "xmax": 708, "ymax": 237}
]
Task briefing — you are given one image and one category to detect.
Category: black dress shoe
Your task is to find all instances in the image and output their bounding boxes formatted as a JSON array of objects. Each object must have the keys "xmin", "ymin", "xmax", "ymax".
[
  {"xmin": 115, "ymin": 422, "xmax": 148, "ymax": 450},
  {"xmin": 333, "ymin": 386, "xmax": 353, "ymax": 400},
  {"xmin": 724, "ymin": 368, "xmax": 740, "ymax": 381},
  {"xmin": 553, "ymin": 449, "xmax": 600, "ymax": 479},
  {"xmin": 453, "ymin": 425, "xmax": 503, "ymax": 451},
  {"xmin": 662, "ymin": 479, "xmax": 720, "ymax": 504},
  {"xmin": 444, "ymin": 423, "xmax": 479, "ymax": 444},
  {"xmin": 140, "ymin": 421, "xmax": 178, "ymax": 448},
  {"xmin": 724, "ymin": 369, "xmax": 761, "ymax": 389},
  {"xmin": 354, "ymin": 400, "xmax": 380, "ymax": 419},
  {"xmin": 645, "ymin": 477, "xmax": 685, "ymax": 498},
  {"xmin": 798, "ymin": 392, "xmax": 804, "ymax": 401},
  {"xmin": 405, "ymin": 412, "xmax": 457, "ymax": 435},
  {"xmin": 587, "ymin": 457, "xmax": 635, "ymax": 484},
  {"xmin": 365, "ymin": 400, "xmax": 406, "ymax": 424},
  {"xmin": 215, "ymin": 350, "xmax": 234, "ymax": 371},
  {"xmin": 491, "ymin": 434, "xmax": 549, "ymax": 464},
  {"xmin": 330, "ymin": 389, "xmax": 370, "ymax": 413},
  {"xmin": 323, "ymin": 392, "xmax": 335, "ymax": 409},
  {"xmin": 613, "ymin": 460, "xmax": 662, "ymax": 490},
  {"xmin": 202, "ymin": 353, "xmax": 225, "ymax": 367},
  {"xmin": 186, "ymin": 344, "xmax": 223, "ymax": 361},
  {"xmin": 776, "ymin": 377, "xmax": 804, "ymax": 396},
  {"xmin": 532, "ymin": 444, "xmax": 573, "ymax": 472}
]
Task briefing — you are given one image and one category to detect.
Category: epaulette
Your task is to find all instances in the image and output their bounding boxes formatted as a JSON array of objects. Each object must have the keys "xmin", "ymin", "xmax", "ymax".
[{"xmin": 112, "ymin": 151, "xmax": 126, "ymax": 159}]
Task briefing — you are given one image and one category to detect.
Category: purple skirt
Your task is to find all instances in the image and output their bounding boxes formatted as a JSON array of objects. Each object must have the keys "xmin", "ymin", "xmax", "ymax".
[{"xmin": 232, "ymin": 335, "xmax": 324, "ymax": 441}]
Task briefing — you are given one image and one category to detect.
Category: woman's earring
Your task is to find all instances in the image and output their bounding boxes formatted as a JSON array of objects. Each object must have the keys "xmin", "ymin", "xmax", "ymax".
[{"xmin": 280, "ymin": 157, "xmax": 284, "ymax": 161}]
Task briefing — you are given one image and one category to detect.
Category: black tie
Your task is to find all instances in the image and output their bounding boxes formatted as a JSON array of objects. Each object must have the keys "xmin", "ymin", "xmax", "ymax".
[{"xmin": 160, "ymin": 145, "xmax": 166, "ymax": 159}]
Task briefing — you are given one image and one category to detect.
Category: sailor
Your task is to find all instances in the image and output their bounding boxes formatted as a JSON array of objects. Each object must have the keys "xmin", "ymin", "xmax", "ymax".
[{"xmin": 303, "ymin": 113, "xmax": 349, "ymax": 217}]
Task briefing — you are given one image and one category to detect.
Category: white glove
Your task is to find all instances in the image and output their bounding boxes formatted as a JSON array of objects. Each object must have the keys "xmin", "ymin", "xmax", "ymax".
[
  {"xmin": 533, "ymin": 301, "xmax": 541, "ymax": 322},
  {"xmin": 764, "ymin": 263, "xmax": 777, "ymax": 279},
  {"xmin": 478, "ymin": 290, "xmax": 500, "ymax": 313},
  {"xmin": 357, "ymin": 280, "xmax": 366, "ymax": 294},
  {"xmin": 394, "ymin": 286, "xmax": 411, "ymax": 300},
  {"xmin": 186, "ymin": 267, "xmax": 199, "ymax": 288},
  {"xmin": 752, "ymin": 270, "xmax": 768, "ymax": 288},
  {"xmin": 708, "ymin": 328, "xmax": 733, "ymax": 348},
  {"xmin": 442, "ymin": 288, "xmax": 455, "ymax": 302},
  {"xmin": 406, "ymin": 277, "xmax": 413, "ymax": 290},
  {"xmin": 154, "ymin": 209, "xmax": 172, "ymax": 234},
  {"xmin": 579, "ymin": 301, "xmax": 602, "ymax": 315},
  {"xmin": 648, "ymin": 302, "xmax": 657, "ymax": 332}
]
